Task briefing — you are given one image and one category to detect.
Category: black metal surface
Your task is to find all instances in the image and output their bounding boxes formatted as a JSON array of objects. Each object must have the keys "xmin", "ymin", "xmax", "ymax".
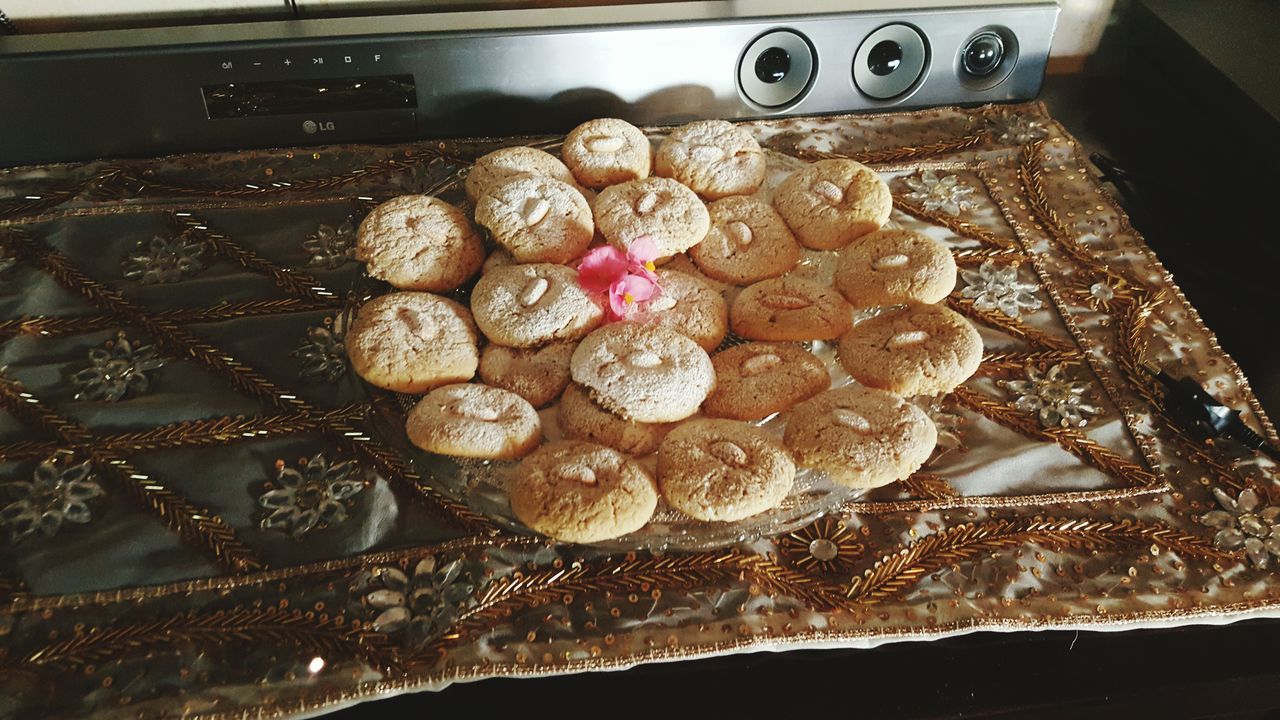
[{"xmin": 0, "ymin": 8, "xmax": 17, "ymax": 36}]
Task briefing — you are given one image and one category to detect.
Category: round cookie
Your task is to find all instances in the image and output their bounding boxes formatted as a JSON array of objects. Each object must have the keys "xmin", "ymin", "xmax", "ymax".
[
  {"xmin": 478, "ymin": 341, "xmax": 575, "ymax": 408},
  {"xmin": 482, "ymin": 248, "xmax": 515, "ymax": 274},
  {"xmin": 355, "ymin": 195, "xmax": 484, "ymax": 292},
  {"xmin": 654, "ymin": 119, "xmax": 766, "ymax": 199},
  {"xmin": 406, "ymin": 383, "xmax": 541, "ymax": 460},
  {"xmin": 656, "ymin": 419, "xmax": 795, "ymax": 521},
  {"xmin": 471, "ymin": 263, "xmax": 604, "ymax": 348},
  {"xmin": 836, "ymin": 303, "xmax": 983, "ymax": 396},
  {"xmin": 346, "ymin": 292, "xmax": 478, "ymax": 393},
  {"xmin": 510, "ymin": 440, "xmax": 659, "ymax": 543},
  {"xmin": 561, "ymin": 118, "xmax": 652, "ymax": 189},
  {"xmin": 464, "ymin": 146, "xmax": 581, "ymax": 203},
  {"xmin": 704, "ymin": 342, "xmax": 830, "ymax": 420},
  {"xmin": 689, "ymin": 196, "xmax": 803, "ymax": 285},
  {"xmin": 730, "ymin": 276, "xmax": 853, "ymax": 341},
  {"xmin": 474, "ymin": 175, "xmax": 594, "ymax": 264},
  {"xmin": 557, "ymin": 382, "xmax": 674, "ymax": 455},
  {"xmin": 834, "ymin": 229, "xmax": 957, "ymax": 308},
  {"xmin": 646, "ymin": 269, "xmax": 728, "ymax": 351},
  {"xmin": 570, "ymin": 322, "xmax": 715, "ymax": 423},
  {"xmin": 773, "ymin": 159, "xmax": 892, "ymax": 250},
  {"xmin": 783, "ymin": 385, "xmax": 937, "ymax": 488},
  {"xmin": 593, "ymin": 177, "xmax": 711, "ymax": 258}
]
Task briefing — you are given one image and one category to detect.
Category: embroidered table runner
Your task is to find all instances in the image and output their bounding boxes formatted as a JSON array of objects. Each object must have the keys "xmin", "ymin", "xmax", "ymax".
[{"xmin": 1, "ymin": 102, "xmax": 1277, "ymax": 718}]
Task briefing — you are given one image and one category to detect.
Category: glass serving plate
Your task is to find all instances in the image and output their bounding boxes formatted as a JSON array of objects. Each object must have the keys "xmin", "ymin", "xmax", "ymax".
[
  {"xmin": 374, "ymin": 332, "xmax": 870, "ymax": 552},
  {"xmin": 365, "ymin": 148, "xmax": 887, "ymax": 552}
]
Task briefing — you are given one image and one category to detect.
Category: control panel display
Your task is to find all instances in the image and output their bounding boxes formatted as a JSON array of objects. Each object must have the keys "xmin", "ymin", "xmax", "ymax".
[{"xmin": 202, "ymin": 75, "xmax": 416, "ymax": 119}]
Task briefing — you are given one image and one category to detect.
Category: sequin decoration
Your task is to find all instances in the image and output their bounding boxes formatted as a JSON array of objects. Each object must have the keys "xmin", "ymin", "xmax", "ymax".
[
  {"xmin": 294, "ymin": 312, "xmax": 350, "ymax": 382},
  {"xmin": 0, "ymin": 454, "xmax": 104, "ymax": 543},
  {"xmin": 258, "ymin": 454, "xmax": 372, "ymax": 539},
  {"xmin": 1000, "ymin": 364, "xmax": 1103, "ymax": 429},
  {"xmin": 986, "ymin": 112, "xmax": 1048, "ymax": 145},
  {"xmin": 121, "ymin": 234, "xmax": 208, "ymax": 284},
  {"xmin": 902, "ymin": 170, "xmax": 977, "ymax": 216},
  {"xmin": 302, "ymin": 218, "xmax": 356, "ymax": 269},
  {"xmin": 961, "ymin": 260, "xmax": 1043, "ymax": 318},
  {"xmin": 1200, "ymin": 488, "xmax": 1280, "ymax": 569},
  {"xmin": 776, "ymin": 516, "xmax": 864, "ymax": 574},
  {"xmin": 70, "ymin": 331, "xmax": 166, "ymax": 402},
  {"xmin": 360, "ymin": 555, "xmax": 477, "ymax": 645}
]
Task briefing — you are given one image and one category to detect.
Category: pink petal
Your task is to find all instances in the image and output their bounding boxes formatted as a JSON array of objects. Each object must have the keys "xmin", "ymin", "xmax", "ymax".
[
  {"xmin": 618, "ymin": 273, "xmax": 657, "ymax": 303},
  {"xmin": 607, "ymin": 282, "xmax": 629, "ymax": 319},
  {"xmin": 626, "ymin": 235, "xmax": 659, "ymax": 265},
  {"xmin": 577, "ymin": 246, "xmax": 629, "ymax": 294}
]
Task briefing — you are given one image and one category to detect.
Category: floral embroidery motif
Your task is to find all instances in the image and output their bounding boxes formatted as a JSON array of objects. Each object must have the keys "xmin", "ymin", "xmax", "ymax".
[
  {"xmin": 986, "ymin": 112, "xmax": 1049, "ymax": 145},
  {"xmin": 122, "ymin": 234, "xmax": 208, "ymax": 284},
  {"xmin": 961, "ymin": 260, "xmax": 1043, "ymax": 318},
  {"xmin": 303, "ymin": 218, "xmax": 356, "ymax": 269},
  {"xmin": 902, "ymin": 170, "xmax": 977, "ymax": 215},
  {"xmin": 71, "ymin": 331, "xmax": 166, "ymax": 402},
  {"xmin": 777, "ymin": 516, "xmax": 864, "ymax": 574},
  {"xmin": 258, "ymin": 454, "xmax": 371, "ymax": 539},
  {"xmin": 0, "ymin": 455, "xmax": 104, "ymax": 543},
  {"xmin": 1077, "ymin": 273, "xmax": 1133, "ymax": 312},
  {"xmin": 1000, "ymin": 364, "xmax": 1102, "ymax": 429},
  {"xmin": 1200, "ymin": 488, "xmax": 1280, "ymax": 569},
  {"xmin": 360, "ymin": 555, "xmax": 477, "ymax": 645},
  {"xmin": 294, "ymin": 312, "xmax": 350, "ymax": 382}
]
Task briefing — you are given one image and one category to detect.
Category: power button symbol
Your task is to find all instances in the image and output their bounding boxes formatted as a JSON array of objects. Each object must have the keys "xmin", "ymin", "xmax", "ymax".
[{"xmin": 302, "ymin": 120, "xmax": 318, "ymax": 134}]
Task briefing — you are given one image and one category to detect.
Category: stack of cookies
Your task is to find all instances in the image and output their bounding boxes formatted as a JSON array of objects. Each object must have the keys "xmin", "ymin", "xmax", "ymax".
[{"xmin": 345, "ymin": 116, "xmax": 982, "ymax": 545}]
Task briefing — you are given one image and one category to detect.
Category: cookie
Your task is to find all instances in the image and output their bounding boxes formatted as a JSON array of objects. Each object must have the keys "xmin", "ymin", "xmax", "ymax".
[
  {"xmin": 561, "ymin": 118, "xmax": 652, "ymax": 189},
  {"xmin": 464, "ymin": 145, "xmax": 582, "ymax": 203},
  {"xmin": 478, "ymin": 341, "xmax": 576, "ymax": 408},
  {"xmin": 482, "ymin": 248, "xmax": 515, "ymax": 274},
  {"xmin": 656, "ymin": 419, "xmax": 795, "ymax": 521},
  {"xmin": 593, "ymin": 177, "xmax": 711, "ymax": 259},
  {"xmin": 474, "ymin": 175, "xmax": 594, "ymax": 264},
  {"xmin": 570, "ymin": 322, "xmax": 715, "ymax": 423},
  {"xmin": 833, "ymin": 229, "xmax": 957, "ymax": 308},
  {"xmin": 654, "ymin": 119, "xmax": 767, "ymax": 199},
  {"xmin": 783, "ymin": 385, "xmax": 937, "ymax": 488},
  {"xmin": 557, "ymin": 382, "xmax": 674, "ymax": 455},
  {"xmin": 661, "ymin": 253, "xmax": 733, "ymax": 296},
  {"xmin": 405, "ymin": 383, "xmax": 541, "ymax": 460},
  {"xmin": 773, "ymin": 159, "xmax": 892, "ymax": 250},
  {"xmin": 470, "ymin": 263, "xmax": 604, "ymax": 348},
  {"xmin": 646, "ymin": 269, "xmax": 728, "ymax": 351},
  {"xmin": 510, "ymin": 440, "xmax": 659, "ymax": 543},
  {"xmin": 729, "ymin": 277, "xmax": 852, "ymax": 341},
  {"xmin": 346, "ymin": 292, "xmax": 478, "ymax": 393},
  {"xmin": 704, "ymin": 342, "xmax": 829, "ymax": 420},
  {"xmin": 355, "ymin": 195, "xmax": 485, "ymax": 292},
  {"xmin": 689, "ymin": 196, "xmax": 802, "ymax": 285},
  {"xmin": 836, "ymin": 303, "xmax": 983, "ymax": 396}
]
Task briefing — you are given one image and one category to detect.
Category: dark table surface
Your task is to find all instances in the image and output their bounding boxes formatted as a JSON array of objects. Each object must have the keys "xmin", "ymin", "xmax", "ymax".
[{"xmin": 330, "ymin": 6, "xmax": 1280, "ymax": 717}]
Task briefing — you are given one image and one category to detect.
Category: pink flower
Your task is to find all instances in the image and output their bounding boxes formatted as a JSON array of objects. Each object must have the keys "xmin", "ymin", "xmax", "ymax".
[
  {"xmin": 608, "ymin": 273, "xmax": 657, "ymax": 318},
  {"xmin": 576, "ymin": 235, "xmax": 662, "ymax": 321}
]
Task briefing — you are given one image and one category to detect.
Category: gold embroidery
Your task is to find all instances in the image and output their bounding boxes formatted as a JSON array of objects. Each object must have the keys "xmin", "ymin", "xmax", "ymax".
[
  {"xmin": 897, "ymin": 472, "xmax": 960, "ymax": 500},
  {"xmin": 0, "ymin": 372, "xmax": 264, "ymax": 573},
  {"xmin": 846, "ymin": 517, "xmax": 1231, "ymax": 604}
]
